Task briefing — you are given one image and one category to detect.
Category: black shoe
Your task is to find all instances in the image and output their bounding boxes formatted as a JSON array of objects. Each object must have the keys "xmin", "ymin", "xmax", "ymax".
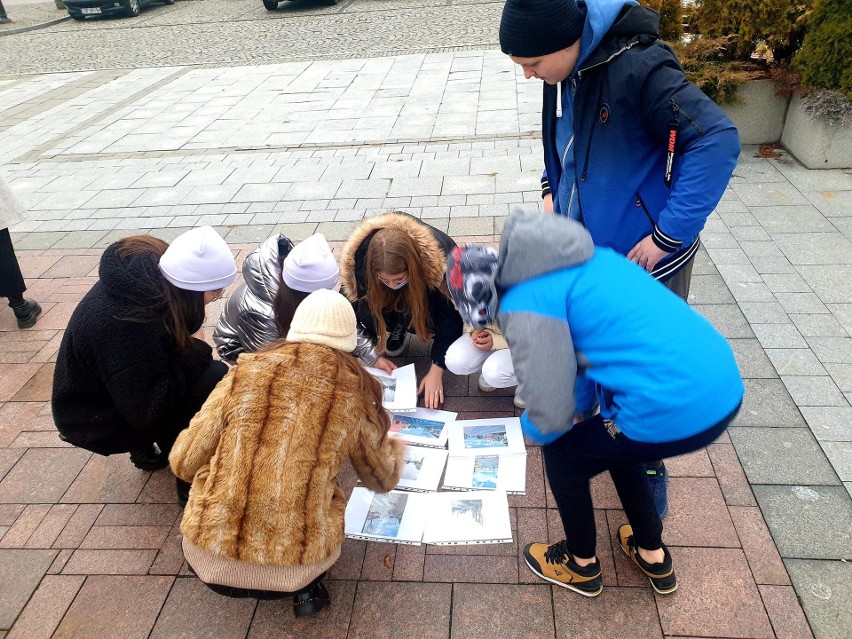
[
  {"xmin": 385, "ymin": 324, "xmax": 410, "ymax": 357},
  {"xmin": 293, "ymin": 580, "xmax": 331, "ymax": 618},
  {"xmin": 11, "ymin": 299, "xmax": 41, "ymax": 329},
  {"xmin": 175, "ymin": 478, "xmax": 191, "ymax": 509},
  {"xmin": 129, "ymin": 444, "xmax": 168, "ymax": 472}
]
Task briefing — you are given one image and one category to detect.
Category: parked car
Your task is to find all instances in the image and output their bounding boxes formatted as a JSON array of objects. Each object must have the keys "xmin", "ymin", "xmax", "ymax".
[
  {"xmin": 64, "ymin": 0, "xmax": 173, "ymax": 20},
  {"xmin": 263, "ymin": 0, "xmax": 337, "ymax": 10}
]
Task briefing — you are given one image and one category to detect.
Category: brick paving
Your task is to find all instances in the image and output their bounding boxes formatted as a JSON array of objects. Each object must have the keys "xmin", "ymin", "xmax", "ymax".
[{"xmin": 0, "ymin": 11, "xmax": 850, "ymax": 637}]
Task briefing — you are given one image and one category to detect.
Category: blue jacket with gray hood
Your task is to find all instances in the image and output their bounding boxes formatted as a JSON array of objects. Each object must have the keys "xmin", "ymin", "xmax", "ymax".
[
  {"xmin": 496, "ymin": 212, "xmax": 743, "ymax": 445},
  {"xmin": 542, "ymin": 0, "xmax": 739, "ymax": 282}
]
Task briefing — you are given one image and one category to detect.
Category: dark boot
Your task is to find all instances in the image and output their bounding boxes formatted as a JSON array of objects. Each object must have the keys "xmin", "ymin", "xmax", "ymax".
[
  {"xmin": 175, "ymin": 478, "xmax": 191, "ymax": 509},
  {"xmin": 292, "ymin": 579, "xmax": 331, "ymax": 618},
  {"xmin": 10, "ymin": 298, "xmax": 41, "ymax": 329},
  {"xmin": 129, "ymin": 443, "xmax": 168, "ymax": 472}
]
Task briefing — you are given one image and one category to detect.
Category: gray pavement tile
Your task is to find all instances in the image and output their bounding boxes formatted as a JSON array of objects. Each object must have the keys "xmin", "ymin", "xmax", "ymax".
[
  {"xmin": 831, "ymin": 216, "xmax": 852, "ymax": 241},
  {"xmin": 773, "ymin": 233, "xmax": 852, "ymax": 266},
  {"xmin": 847, "ymin": 483, "xmax": 852, "ymax": 500},
  {"xmin": 223, "ymin": 225, "xmax": 275, "ymax": 244},
  {"xmin": 13, "ymin": 232, "xmax": 68, "ymax": 250},
  {"xmin": 730, "ymin": 281, "xmax": 777, "ymax": 303},
  {"xmin": 827, "ymin": 304, "xmax": 852, "ymax": 336},
  {"xmin": 752, "ymin": 324, "xmax": 808, "ymax": 349},
  {"xmin": 729, "ymin": 159, "xmax": 787, "ymax": 183},
  {"xmin": 441, "ymin": 175, "xmax": 495, "ymax": 196},
  {"xmin": 715, "ymin": 210, "xmax": 759, "ymax": 227},
  {"xmin": 731, "ymin": 182, "xmax": 809, "ymax": 207},
  {"xmin": 754, "ymin": 485, "xmax": 852, "ymax": 560},
  {"xmin": 702, "ymin": 231, "xmax": 740, "ymax": 249},
  {"xmin": 0, "ymin": 549, "xmax": 58, "ymax": 629},
  {"xmin": 695, "ymin": 304, "xmax": 755, "ymax": 339},
  {"xmin": 820, "ymin": 441, "xmax": 852, "ymax": 481},
  {"xmin": 275, "ymin": 223, "xmax": 320, "ymax": 242},
  {"xmin": 387, "ymin": 177, "xmax": 443, "ymax": 197},
  {"xmin": 730, "ymin": 225, "xmax": 772, "ymax": 242},
  {"xmin": 232, "ymin": 182, "xmax": 291, "ymax": 203},
  {"xmin": 785, "ymin": 559, "xmax": 852, "ymax": 639},
  {"xmin": 765, "ymin": 349, "xmax": 827, "ymax": 376},
  {"xmin": 782, "ymin": 376, "xmax": 849, "ymax": 407},
  {"xmin": 806, "ymin": 337, "xmax": 852, "ymax": 364},
  {"xmin": 739, "ymin": 240, "xmax": 786, "ymax": 259},
  {"xmin": 797, "ymin": 267, "xmax": 852, "ymax": 306},
  {"xmin": 52, "ymin": 231, "xmax": 109, "ymax": 250},
  {"xmin": 770, "ymin": 161, "xmax": 852, "ymax": 192},
  {"xmin": 738, "ymin": 301, "xmax": 791, "ymax": 324},
  {"xmin": 803, "ymin": 189, "xmax": 852, "ymax": 217},
  {"xmin": 729, "ymin": 338, "xmax": 778, "ymax": 379},
  {"xmin": 825, "ymin": 363, "xmax": 852, "ymax": 395},
  {"xmin": 686, "ymin": 274, "xmax": 736, "ymax": 304},
  {"xmin": 717, "ymin": 263, "xmax": 763, "ymax": 283},
  {"xmin": 733, "ymin": 378, "xmax": 806, "ymax": 428},
  {"xmin": 761, "ymin": 273, "xmax": 812, "ymax": 294},
  {"xmin": 775, "ymin": 292, "xmax": 830, "ymax": 314},
  {"xmin": 705, "ymin": 246, "xmax": 750, "ymax": 265},
  {"xmin": 801, "ymin": 407, "xmax": 852, "ymax": 442},
  {"xmin": 447, "ymin": 217, "xmax": 494, "ymax": 236},
  {"xmin": 729, "ymin": 427, "xmax": 840, "ymax": 485},
  {"xmin": 749, "ymin": 205, "xmax": 835, "ymax": 233}
]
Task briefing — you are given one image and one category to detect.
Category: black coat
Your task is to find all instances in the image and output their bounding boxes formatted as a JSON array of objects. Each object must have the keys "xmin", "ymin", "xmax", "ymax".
[{"xmin": 52, "ymin": 242, "xmax": 213, "ymax": 455}]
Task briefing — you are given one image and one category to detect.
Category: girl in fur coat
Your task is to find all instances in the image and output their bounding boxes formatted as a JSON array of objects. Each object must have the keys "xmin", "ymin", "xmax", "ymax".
[
  {"xmin": 170, "ymin": 289, "xmax": 404, "ymax": 618},
  {"xmin": 339, "ymin": 212, "xmax": 464, "ymax": 409}
]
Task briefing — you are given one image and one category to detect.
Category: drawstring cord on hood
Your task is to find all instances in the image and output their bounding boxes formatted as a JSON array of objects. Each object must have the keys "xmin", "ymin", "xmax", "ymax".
[{"xmin": 556, "ymin": 81, "xmax": 562, "ymax": 118}]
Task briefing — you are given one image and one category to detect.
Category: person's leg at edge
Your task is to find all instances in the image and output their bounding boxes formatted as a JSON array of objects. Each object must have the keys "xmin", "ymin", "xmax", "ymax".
[
  {"xmin": 609, "ymin": 464, "xmax": 664, "ymax": 563},
  {"xmin": 0, "ymin": 228, "xmax": 41, "ymax": 329}
]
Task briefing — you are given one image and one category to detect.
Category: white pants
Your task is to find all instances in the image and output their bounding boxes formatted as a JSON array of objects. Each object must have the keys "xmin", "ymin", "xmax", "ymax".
[{"xmin": 444, "ymin": 334, "xmax": 517, "ymax": 388}]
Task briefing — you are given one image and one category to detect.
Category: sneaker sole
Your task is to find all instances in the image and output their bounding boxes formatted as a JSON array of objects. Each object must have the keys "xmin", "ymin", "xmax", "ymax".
[
  {"xmin": 522, "ymin": 555, "xmax": 602, "ymax": 598},
  {"xmin": 617, "ymin": 539, "xmax": 678, "ymax": 595}
]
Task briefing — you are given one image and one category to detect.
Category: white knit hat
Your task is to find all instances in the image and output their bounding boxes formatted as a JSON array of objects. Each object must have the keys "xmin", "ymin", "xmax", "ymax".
[
  {"xmin": 286, "ymin": 289, "xmax": 357, "ymax": 352},
  {"xmin": 158, "ymin": 226, "xmax": 237, "ymax": 292},
  {"xmin": 281, "ymin": 233, "xmax": 340, "ymax": 293}
]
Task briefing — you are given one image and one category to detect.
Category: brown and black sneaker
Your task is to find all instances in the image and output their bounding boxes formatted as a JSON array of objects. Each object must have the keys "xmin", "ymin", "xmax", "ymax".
[
  {"xmin": 617, "ymin": 524, "xmax": 678, "ymax": 594},
  {"xmin": 523, "ymin": 540, "xmax": 603, "ymax": 597}
]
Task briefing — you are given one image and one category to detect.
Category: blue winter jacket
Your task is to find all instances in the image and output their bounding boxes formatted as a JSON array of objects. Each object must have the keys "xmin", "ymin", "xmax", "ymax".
[
  {"xmin": 495, "ymin": 212, "xmax": 744, "ymax": 445},
  {"xmin": 542, "ymin": 0, "xmax": 740, "ymax": 281}
]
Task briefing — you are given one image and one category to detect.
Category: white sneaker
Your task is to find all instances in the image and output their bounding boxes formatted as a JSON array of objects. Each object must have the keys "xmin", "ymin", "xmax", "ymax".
[
  {"xmin": 513, "ymin": 394, "xmax": 526, "ymax": 409},
  {"xmin": 478, "ymin": 376, "xmax": 496, "ymax": 392}
]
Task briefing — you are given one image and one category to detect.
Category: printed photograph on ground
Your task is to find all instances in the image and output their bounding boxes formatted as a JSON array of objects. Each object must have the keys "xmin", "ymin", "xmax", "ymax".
[
  {"xmin": 376, "ymin": 375, "xmax": 397, "ymax": 403},
  {"xmin": 451, "ymin": 498, "xmax": 485, "ymax": 530},
  {"xmin": 362, "ymin": 492, "xmax": 409, "ymax": 537},
  {"xmin": 463, "ymin": 424, "xmax": 508, "ymax": 449},
  {"xmin": 390, "ymin": 414, "xmax": 444, "ymax": 439},
  {"xmin": 472, "ymin": 455, "xmax": 499, "ymax": 488},
  {"xmin": 401, "ymin": 450, "xmax": 425, "ymax": 480}
]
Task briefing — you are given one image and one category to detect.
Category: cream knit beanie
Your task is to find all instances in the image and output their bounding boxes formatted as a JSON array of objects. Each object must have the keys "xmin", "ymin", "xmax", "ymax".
[
  {"xmin": 286, "ymin": 289, "xmax": 357, "ymax": 353},
  {"xmin": 158, "ymin": 226, "xmax": 237, "ymax": 292}
]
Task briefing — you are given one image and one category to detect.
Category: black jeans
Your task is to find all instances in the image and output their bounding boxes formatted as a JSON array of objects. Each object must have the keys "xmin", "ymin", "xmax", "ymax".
[
  {"xmin": 0, "ymin": 228, "xmax": 26, "ymax": 300},
  {"xmin": 543, "ymin": 404, "xmax": 739, "ymax": 558}
]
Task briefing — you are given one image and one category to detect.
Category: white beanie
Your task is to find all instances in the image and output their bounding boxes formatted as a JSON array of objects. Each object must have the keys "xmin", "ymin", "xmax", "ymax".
[
  {"xmin": 282, "ymin": 233, "xmax": 340, "ymax": 293},
  {"xmin": 286, "ymin": 289, "xmax": 357, "ymax": 353},
  {"xmin": 158, "ymin": 226, "xmax": 237, "ymax": 292}
]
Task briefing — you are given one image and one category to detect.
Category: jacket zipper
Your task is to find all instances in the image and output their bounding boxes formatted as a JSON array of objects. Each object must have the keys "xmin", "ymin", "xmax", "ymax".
[
  {"xmin": 634, "ymin": 192, "xmax": 655, "ymax": 226},
  {"xmin": 670, "ymin": 99, "xmax": 703, "ymax": 135},
  {"xmin": 577, "ymin": 41, "xmax": 638, "ymax": 78}
]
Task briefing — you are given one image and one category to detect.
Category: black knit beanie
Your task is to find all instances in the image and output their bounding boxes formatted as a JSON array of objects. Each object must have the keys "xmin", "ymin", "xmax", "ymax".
[{"xmin": 500, "ymin": 0, "xmax": 585, "ymax": 58}]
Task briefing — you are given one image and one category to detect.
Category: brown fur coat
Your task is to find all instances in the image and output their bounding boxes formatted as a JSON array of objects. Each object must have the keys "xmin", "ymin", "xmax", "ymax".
[{"xmin": 170, "ymin": 342, "xmax": 404, "ymax": 568}]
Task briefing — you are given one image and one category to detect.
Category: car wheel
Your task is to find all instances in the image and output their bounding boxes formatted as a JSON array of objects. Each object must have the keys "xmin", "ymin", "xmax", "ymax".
[
  {"xmin": 125, "ymin": 0, "xmax": 141, "ymax": 16},
  {"xmin": 263, "ymin": 0, "xmax": 279, "ymax": 10}
]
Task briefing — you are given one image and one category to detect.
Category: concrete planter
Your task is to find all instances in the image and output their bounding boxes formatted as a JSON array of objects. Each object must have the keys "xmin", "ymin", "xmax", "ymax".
[
  {"xmin": 781, "ymin": 94, "xmax": 852, "ymax": 169},
  {"xmin": 722, "ymin": 79, "xmax": 790, "ymax": 145}
]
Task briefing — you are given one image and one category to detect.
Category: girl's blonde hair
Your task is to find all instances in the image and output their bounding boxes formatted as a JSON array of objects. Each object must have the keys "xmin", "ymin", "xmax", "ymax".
[{"xmin": 365, "ymin": 227, "xmax": 435, "ymax": 353}]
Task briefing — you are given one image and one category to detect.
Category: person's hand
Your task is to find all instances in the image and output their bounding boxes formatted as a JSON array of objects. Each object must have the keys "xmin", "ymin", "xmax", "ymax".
[
  {"xmin": 627, "ymin": 234, "xmax": 668, "ymax": 272},
  {"xmin": 471, "ymin": 330, "xmax": 494, "ymax": 351},
  {"xmin": 543, "ymin": 193, "xmax": 554, "ymax": 214},
  {"xmin": 418, "ymin": 364, "xmax": 445, "ymax": 409},
  {"xmin": 372, "ymin": 357, "xmax": 397, "ymax": 375}
]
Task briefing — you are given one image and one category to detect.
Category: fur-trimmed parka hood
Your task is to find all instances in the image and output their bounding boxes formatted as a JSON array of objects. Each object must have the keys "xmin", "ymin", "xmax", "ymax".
[{"xmin": 339, "ymin": 212, "xmax": 455, "ymax": 302}]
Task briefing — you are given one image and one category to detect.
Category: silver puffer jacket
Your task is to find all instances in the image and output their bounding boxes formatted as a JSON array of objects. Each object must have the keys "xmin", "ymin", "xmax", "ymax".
[{"xmin": 213, "ymin": 233, "xmax": 381, "ymax": 365}]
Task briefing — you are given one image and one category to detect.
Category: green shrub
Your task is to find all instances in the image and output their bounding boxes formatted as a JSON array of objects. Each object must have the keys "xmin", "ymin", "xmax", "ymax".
[
  {"xmin": 642, "ymin": 0, "xmax": 683, "ymax": 42},
  {"xmin": 694, "ymin": 0, "xmax": 810, "ymax": 61},
  {"xmin": 675, "ymin": 36, "xmax": 763, "ymax": 104},
  {"xmin": 794, "ymin": 0, "xmax": 852, "ymax": 98}
]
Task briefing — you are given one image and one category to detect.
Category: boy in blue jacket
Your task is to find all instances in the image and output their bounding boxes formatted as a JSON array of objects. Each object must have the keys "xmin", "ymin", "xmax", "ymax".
[
  {"xmin": 447, "ymin": 211, "xmax": 743, "ymax": 597},
  {"xmin": 500, "ymin": 0, "xmax": 740, "ymax": 514}
]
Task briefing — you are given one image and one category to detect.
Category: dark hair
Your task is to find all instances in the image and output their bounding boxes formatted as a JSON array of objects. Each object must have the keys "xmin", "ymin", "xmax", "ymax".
[
  {"xmin": 114, "ymin": 235, "xmax": 205, "ymax": 354},
  {"xmin": 273, "ymin": 282, "xmax": 311, "ymax": 338}
]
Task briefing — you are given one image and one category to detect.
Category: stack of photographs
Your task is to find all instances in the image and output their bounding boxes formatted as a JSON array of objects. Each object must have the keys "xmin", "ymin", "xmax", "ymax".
[
  {"xmin": 388, "ymin": 407, "xmax": 457, "ymax": 448},
  {"xmin": 442, "ymin": 418, "xmax": 527, "ymax": 494},
  {"xmin": 364, "ymin": 364, "xmax": 418, "ymax": 413},
  {"xmin": 345, "ymin": 488, "xmax": 429, "ymax": 545}
]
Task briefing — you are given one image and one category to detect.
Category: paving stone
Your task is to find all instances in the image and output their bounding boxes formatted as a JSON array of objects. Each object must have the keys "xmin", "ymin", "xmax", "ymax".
[
  {"xmin": 775, "ymin": 293, "xmax": 830, "ymax": 315},
  {"xmin": 0, "ymin": 448, "xmax": 91, "ymax": 504},
  {"xmin": 423, "ymin": 554, "xmax": 518, "ymax": 584},
  {"xmin": 349, "ymin": 582, "xmax": 451, "ymax": 639},
  {"xmin": 52, "ymin": 504, "xmax": 103, "ymax": 549},
  {"xmin": 10, "ymin": 363, "xmax": 54, "ymax": 402},
  {"xmin": 820, "ymin": 441, "xmax": 852, "ymax": 481},
  {"xmin": 392, "ymin": 540, "xmax": 425, "ymax": 581},
  {"xmin": 24, "ymin": 504, "xmax": 77, "ymax": 549},
  {"xmin": 729, "ymin": 339, "xmax": 778, "ymax": 379},
  {"xmin": 773, "ymin": 233, "xmax": 852, "ymax": 266},
  {"xmin": 48, "ymin": 549, "xmax": 74, "ymax": 575},
  {"xmin": 785, "ymin": 559, "xmax": 852, "ymax": 639},
  {"xmin": 248, "ymin": 580, "xmax": 357, "ymax": 639},
  {"xmin": 62, "ymin": 549, "xmax": 157, "ymax": 575},
  {"xmin": 738, "ymin": 302, "xmax": 791, "ymax": 325},
  {"xmin": 707, "ymin": 443, "xmax": 757, "ymax": 506},
  {"xmin": 508, "ymin": 446, "xmax": 546, "ymax": 508},
  {"xmin": 149, "ymin": 577, "xmax": 256, "ymax": 639},
  {"xmin": 61, "ymin": 454, "xmax": 150, "ymax": 503},
  {"xmin": 801, "ymin": 406, "xmax": 852, "ymax": 442},
  {"xmin": 730, "ymin": 427, "xmax": 840, "ymax": 485},
  {"xmin": 753, "ymin": 485, "xmax": 852, "ymax": 560},
  {"xmin": 553, "ymin": 586, "xmax": 662, "ymax": 639},
  {"xmin": 0, "ymin": 504, "xmax": 51, "ymax": 548},
  {"xmin": 695, "ymin": 304, "xmax": 755, "ymax": 338},
  {"xmin": 687, "ymin": 274, "xmax": 736, "ymax": 304},
  {"xmin": 665, "ymin": 449, "xmax": 716, "ymax": 477},
  {"xmin": 797, "ymin": 265, "xmax": 852, "ymax": 305},
  {"xmin": 728, "ymin": 506, "xmax": 790, "ymax": 586},
  {"xmin": 752, "ymin": 324, "xmax": 808, "ymax": 349},
  {"xmin": 452, "ymin": 583, "xmax": 552, "ymax": 639},
  {"xmin": 329, "ymin": 538, "xmax": 365, "ymax": 581},
  {"xmin": 663, "ymin": 478, "xmax": 738, "ymax": 548},
  {"xmin": 5, "ymin": 575, "xmax": 84, "ymax": 639},
  {"xmin": 80, "ymin": 525, "xmax": 171, "ymax": 550},
  {"xmin": 656, "ymin": 547, "xmax": 773, "ymax": 638},
  {"xmin": 604, "ymin": 510, "xmax": 647, "ymax": 588},
  {"xmin": 758, "ymin": 584, "xmax": 814, "ymax": 639},
  {"xmin": 765, "ymin": 349, "xmax": 826, "ymax": 376},
  {"xmin": 95, "ymin": 504, "xmax": 180, "ymax": 527},
  {"xmin": 52, "ymin": 575, "xmax": 173, "ymax": 639},
  {"xmin": 360, "ymin": 541, "xmax": 396, "ymax": 580},
  {"xmin": 782, "ymin": 376, "xmax": 848, "ymax": 407},
  {"xmin": 0, "ymin": 505, "xmax": 24, "ymax": 527},
  {"xmin": 806, "ymin": 337, "xmax": 852, "ymax": 364},
  {"xmin": 0, "ymin": 549, "xmax": 57, "ymax": 629},
  {"xmin": 0, "ymin": 449, "xmax": 23, "ymax": 484},
  {"xmin": 0, "ymin": 364, "xmax": 41, "ymax": 402}
]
